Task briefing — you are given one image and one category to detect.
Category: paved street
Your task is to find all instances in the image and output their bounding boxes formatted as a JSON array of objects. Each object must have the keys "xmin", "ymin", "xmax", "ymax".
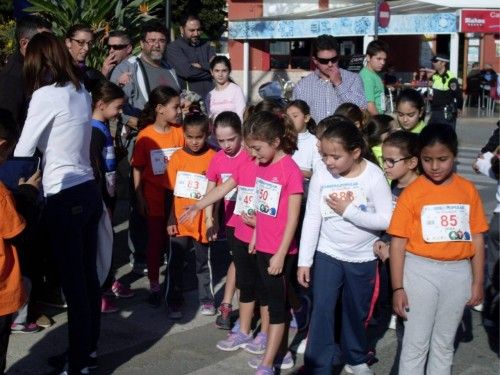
[{"xmin": 5, "ymin": 114, "xmax": 499, "ymax": 375}]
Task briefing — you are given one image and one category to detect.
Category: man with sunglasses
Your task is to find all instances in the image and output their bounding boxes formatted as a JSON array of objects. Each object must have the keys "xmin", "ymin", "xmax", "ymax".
[
  {"xmin": 429, "ymin": 54, "xmax": 463, "ymax": 130},
  {"xmin": 101, "ymin": 31, "xmax": 133, "ymax": 79},
  {"xmin": 292, "ymin": 34, "xmax": 367, "ymax": 123}
]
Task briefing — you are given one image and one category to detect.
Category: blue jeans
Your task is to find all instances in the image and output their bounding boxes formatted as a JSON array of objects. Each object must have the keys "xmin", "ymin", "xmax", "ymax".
[
  {"xmin": 305, "ymin": 252, "xmax": 377, "ymax": 374},
  {"xmin": 45, "ymin": 180, "xmax": 102, "ymax": 373}
]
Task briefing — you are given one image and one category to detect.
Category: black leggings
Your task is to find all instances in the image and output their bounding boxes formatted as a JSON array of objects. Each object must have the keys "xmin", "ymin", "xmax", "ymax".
[
  {"xmin": 256, "ymin": 252, "xmax": 296, "ymax": 324},
  {"xmin": 227, "ymin": 229, "xmax": 266, "ymax": 305}
]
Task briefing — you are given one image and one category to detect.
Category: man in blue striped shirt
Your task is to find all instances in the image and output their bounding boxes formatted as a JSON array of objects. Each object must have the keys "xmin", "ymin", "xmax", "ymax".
[{"xmin": 292, "ymin": 34, "xmax": 367, "ymax": 123}]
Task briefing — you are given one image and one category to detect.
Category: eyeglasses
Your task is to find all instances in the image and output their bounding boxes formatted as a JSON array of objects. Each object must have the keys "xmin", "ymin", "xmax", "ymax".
[
  {"xmin": 143, "ymin": 38, "xmax": 167, "ymax": 46},
  {"xmin": 382, "ymin": 156, "xmax": 412, "ymax": 168},
  {"xmin": 314, "ymin": 55, "xmax": 340, "ymax": 65},
  {"xmin": 71, "ymin": 38, "xmax": 93, "ymax": 48},
  {"xmin": 108, "ymin": 44, "xmax": 129, "ymax": 50}
]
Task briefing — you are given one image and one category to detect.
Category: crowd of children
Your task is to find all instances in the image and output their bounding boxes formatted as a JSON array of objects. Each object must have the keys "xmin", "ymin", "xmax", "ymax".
[{"xmin": 1, "ymin": 79, "xmax": 497, "ymax": 375}]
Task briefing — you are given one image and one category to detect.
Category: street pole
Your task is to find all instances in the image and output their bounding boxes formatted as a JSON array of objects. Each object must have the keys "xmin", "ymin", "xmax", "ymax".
[
  {"xmin": 165, "ymin": 0, "xmax": 171, "ymax": 34},
  {"xmin": 374, "ymin": 0, "xmax": 380, "ymax": 40}
]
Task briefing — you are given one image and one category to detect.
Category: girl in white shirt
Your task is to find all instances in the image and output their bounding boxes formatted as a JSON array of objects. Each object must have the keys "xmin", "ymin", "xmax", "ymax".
[
  {"xmin": 206, "ymin": 56, "xmax": 246, "ymax": 121},
  {"xmin": 297, "ymin": 118, "xmax": 392, "ymax": 375}
]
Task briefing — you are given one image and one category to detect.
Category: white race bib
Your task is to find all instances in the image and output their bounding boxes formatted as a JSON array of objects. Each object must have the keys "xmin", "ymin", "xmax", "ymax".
[
  {"xmin": 255, "ymin": 177, "xmax": 282, "ymax": 217},
  {"xmin": 320, "ymin": 182, "xmax": 367, "ymax": 218},
  {"xmin": 173, "ymin": 171, "xmax": 208, "ymax": 200},
  {"xmin": 221, "ymin": 173, "xmax": 237, "ymax": 201},
  {"xmin": 150, "ymin": 147, "xmax": 181, "ymax": 175},
  {"xmin": 233, "ymin": 185, "xmax": 256, "ymax": 216},
  {"xmin": 421, "ymin": 204, "xmax": 471, "ymax": 242}
]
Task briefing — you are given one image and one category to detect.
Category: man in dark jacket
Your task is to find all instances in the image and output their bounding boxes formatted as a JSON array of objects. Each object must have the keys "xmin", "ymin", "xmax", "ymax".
[
  {"xmin": 0, "ymin": 15, "xmax": 51, "ymax": 130},
  {"xmin": 166, "ymin": 14, "xmax": 216, "ymax": 99}
]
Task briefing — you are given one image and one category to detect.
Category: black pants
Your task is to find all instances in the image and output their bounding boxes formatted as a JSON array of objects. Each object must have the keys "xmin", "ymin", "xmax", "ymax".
[
  {"xmin": 166, "ymin": 236, "xmax": 214, "ymax": 305},
  {"xmin": 0, "ymin": 314, "xmax": 13, "ymax": 375},
  {"xmin": 46, "ymin": 181, "xmax": 102, "ymax": 373},
  {"xmin": 256, "ymin": 252, "xmax": 295, "ymax": 324},
  {"xmin": 228, "ymin": 228, "xmax": 266, "ymax": 305}
]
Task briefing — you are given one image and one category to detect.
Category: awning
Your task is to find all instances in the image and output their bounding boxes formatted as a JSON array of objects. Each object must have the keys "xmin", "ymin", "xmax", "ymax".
[
  {"xmin": 418, "ymin": 0, "xmax": 499, "ymax": 8},
  {"xmin": 228, "ymin": 0, "xmax": 461, "ymax": 40}
]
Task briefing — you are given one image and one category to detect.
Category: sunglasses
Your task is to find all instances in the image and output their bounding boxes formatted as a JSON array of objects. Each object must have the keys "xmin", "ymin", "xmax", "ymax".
[
  {"xmin": 108, "ymin": 44, "xmax": 129, "ymax": 50},
  {"xmin": 314, "ymin": 55, "xmax": 340, "ymax": 65}
]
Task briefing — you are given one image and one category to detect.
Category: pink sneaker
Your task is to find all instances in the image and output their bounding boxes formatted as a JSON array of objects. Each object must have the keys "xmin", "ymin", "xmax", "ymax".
[
  {"xmin": 111, "ymin": 281, "xmax": 134, "ymax": 298},
  {"xmin": 101, "ymin": 296, "xmax": 119, "ymax": 313}
]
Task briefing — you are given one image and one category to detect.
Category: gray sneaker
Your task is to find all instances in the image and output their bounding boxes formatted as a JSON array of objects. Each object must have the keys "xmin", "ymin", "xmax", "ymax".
[
  {"xmin": 200, "ymin": 303, "xmax": 216, "ymax": 316},
  {"xmin": 348, "ymin": 363, "xmax": 374, "ymax": 375},
  {"xmin": 216, "ymin": 331, "xmax": 253, "ymax": 351},
  {"xmin": 244, "ymin": 332, "xmax": 268, "ymax": 354}
]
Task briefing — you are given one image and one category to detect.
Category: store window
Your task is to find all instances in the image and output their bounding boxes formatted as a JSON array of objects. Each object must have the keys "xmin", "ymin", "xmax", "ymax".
[{"xmin": 270, "ymin": 39, "xmax": 311, "ymax": 70}]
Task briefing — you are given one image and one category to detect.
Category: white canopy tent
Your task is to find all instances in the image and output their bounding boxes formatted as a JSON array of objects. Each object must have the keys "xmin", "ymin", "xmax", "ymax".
[{"xmin": 416, "ymin": 0, "xmax": 499, "ymax": 9}]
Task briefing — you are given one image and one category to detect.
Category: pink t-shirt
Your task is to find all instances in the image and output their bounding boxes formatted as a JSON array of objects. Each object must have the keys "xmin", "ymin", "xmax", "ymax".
[
  {"xmin": 232, "ymin": 158, "xmax": 258, "ymax": 243},
  {"xmin": 206, "ymin": 148, "xmax": 252, "ymax": 227},
  {"xmin": 206, "ymin": 82, "xmax": 246, "ymax": 121},
  {"xmin": 254, "ymin": 155, "xmax": 303, "ymax": 255}
]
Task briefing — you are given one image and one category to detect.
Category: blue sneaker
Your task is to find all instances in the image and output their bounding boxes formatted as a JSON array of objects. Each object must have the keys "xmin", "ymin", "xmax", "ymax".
[
  {"xmin": 231, "ymin": 318, "xmax": 241, "ymax": 333},
  {"xmin": 248, "ymin": 351, "xmax": 294, "ymax": 370},
  {"xmin": 244, "ymin": 332, "xmax": 267, "ymax": 354},
  {"xmin": 216, "ymin": 330, "xmax": 253, "ymax": 351},
  {"xmin": 290, "ymin": 295, "xmax": 311, "ymax": 331},
  {"xmin": 255, "ymin": 364, "xmax": 275, "ymax": 375}
]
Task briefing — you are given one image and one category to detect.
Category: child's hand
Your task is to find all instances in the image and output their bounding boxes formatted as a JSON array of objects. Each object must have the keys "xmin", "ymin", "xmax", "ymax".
[
  {"xmin": 241, "ymin": 212, "xmax": 256, "ymax": 227},
  {"xmin": 373, "ymin": 240, "xmax": 390, "ymax": 262},
  {"xmin": 325, "ymin": 194, "xmax": 351, "ymax": 215},
  {"xmin": 297, "ymin": 266, "xmax": 311, "ymax": 288},
  {"xmin": 178, "ymin": 204, "xmax": 200, "ymax": 224},
  {"xmin": 167, "ymin": 224, "xmax": 178, "ymax": 236},
  {"xmin": 205, "ymin": 218, "xmax": 218, "ymax": 242},
  {"xmin": 117, "ymin": 71, "xmax": 131, "ymax": 87},
  {"xmin": 19, "ymin": 169, "xmax": 41, "ymax": 190},
  {"xmin": 248, "ymin": 239, "xmax": 256, "ymax": 254},
  {"xmin": 268, "ymin": 253, "xmax": 285, "ymax": 275},
  {"xmin": 393, "ymin": 289, "xmax": 409, "ymax": 319},
  {"xmin": 467, "ymin": 282, "xmax": 484, "ymax": 307}
]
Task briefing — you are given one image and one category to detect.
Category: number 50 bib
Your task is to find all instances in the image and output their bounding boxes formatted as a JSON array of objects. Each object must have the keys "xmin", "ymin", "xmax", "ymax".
[
  {"xmin": 421, "ymin": 204, "xmax": 471, "ymax": 243},
  {"xmin": 255, "ymin": 178, "xmax": 282, "ymax": 217}
]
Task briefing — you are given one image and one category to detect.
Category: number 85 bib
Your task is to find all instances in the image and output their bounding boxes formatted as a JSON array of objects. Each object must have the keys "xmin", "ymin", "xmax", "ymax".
[{"xmin": 421, "ymin": 204, "xmax": 471, "ymax": 243}]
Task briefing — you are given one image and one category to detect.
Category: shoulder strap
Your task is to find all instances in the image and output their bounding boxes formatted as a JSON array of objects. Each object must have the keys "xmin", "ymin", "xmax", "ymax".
[{"xmin": 135, "ymin": 57, "xmax": 152, "ymax": 95}]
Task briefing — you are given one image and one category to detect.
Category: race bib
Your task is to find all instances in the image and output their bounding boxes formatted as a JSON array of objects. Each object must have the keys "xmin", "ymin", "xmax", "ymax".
[
  {"xmin": 221, "ymin": 173, "xmax": 237, "ymax": 201},
  {"xmin": 173, "ymin": 171, "xmax": 208, "ymax": 200},
  {"xmin": 255, "ymin": 177, "xmax": 282, "ymax": 217},
  {"xmin": 320, "ymin": 182, "xmax": 367, "ymax": 218},
  {"xmin": 150, "ymin": 147, "xmax": 181, "ymax": 175},
  {"xmin": 421, "ymin": 204, "xmax": 471, "ymax": 243},
  {"xmin": 233, "ymin": 186, "xmax": 256, "ymax": 216}
]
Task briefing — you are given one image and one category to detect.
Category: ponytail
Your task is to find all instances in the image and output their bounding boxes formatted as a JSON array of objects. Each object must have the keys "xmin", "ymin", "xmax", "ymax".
[{"xmin": 244, "ymin": 111, "xmax": 297, "ymax": 154}]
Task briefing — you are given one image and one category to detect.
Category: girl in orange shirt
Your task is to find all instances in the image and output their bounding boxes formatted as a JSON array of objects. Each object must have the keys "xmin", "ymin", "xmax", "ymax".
[
  {"xmin": 388, "ymin": 124, "xmax": 488, "ymax": 374},
  {"xmin": 166, "ymin": 112, "xmax": 217, "ymax": 319},
  {"xmin": 131, "ymin": 86, "xmax": 184, "ymax": 306}
]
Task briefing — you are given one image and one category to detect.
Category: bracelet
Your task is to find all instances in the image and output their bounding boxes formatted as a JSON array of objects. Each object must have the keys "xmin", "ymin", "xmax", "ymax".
[{"xmin": 393, "ymin": 287, "xmax": 404, "ymax": 293}]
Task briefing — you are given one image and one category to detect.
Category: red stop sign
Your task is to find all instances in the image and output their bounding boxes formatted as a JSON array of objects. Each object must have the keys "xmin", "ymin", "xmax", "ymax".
[{"xmin": 379, "ymin": 1, "xmax": 391, "ymax": 28}]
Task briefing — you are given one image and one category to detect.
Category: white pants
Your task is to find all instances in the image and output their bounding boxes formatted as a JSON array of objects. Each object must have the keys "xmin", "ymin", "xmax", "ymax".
[{"xmin": 400, "ymin": 253, "xmax": 471, "ymax": 375}]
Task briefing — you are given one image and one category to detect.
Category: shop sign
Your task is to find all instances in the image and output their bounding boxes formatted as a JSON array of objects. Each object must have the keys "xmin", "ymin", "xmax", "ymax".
[{"xmin": 461, "ymin": 9, "xmax": 500, "ymax": 33}]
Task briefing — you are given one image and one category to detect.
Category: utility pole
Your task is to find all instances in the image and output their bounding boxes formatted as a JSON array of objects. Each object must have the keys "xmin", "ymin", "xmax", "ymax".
[
  {"xmin": 374, "ymin": 0, "xmax": 380, "ymax": 40},
  {"xmin": 165, "ymin": 0, "xmax": 172, "ymax": 36}
]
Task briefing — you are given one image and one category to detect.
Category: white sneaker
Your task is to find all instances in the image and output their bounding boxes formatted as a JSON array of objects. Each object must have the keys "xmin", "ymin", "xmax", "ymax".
[
  {"xmin": 471, "ymin": 303, "xmax": 484, "ymax": 312},
  {"xmin": 344, "ymin": 364, "xmax": 354, "ymax": 374},
  {"xmin": 389, "ymin": 314, "xmax": 397, "ymax": 330},
  {"xmin": 349, "ymin": 363, "xmax": 374, "ymax": 375},
  {"xmin": 296, "ymin": 337, "xmax": 307, "ymax": 354}
]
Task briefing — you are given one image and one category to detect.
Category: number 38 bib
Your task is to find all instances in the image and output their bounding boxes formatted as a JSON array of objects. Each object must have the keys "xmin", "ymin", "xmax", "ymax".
[
  {"xmin": 255, "ymin": 177, "xmax": 282, "ymax": 217},
  {"xmin": 421, "ymin": 204, "xmax": 471, "ymax": 243}
]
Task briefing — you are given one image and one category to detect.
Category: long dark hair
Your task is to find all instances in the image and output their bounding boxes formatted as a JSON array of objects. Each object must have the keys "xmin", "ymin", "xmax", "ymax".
[
  {"xmin": 24, "ymin": 32, "xmax": 82, "ymax": 94},
  {"xmin": 138, "ymin": 86, "xmax": 180, "ymax": 129}
]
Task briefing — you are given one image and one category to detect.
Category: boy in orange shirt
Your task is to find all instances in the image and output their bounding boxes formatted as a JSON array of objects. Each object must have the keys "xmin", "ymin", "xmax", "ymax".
[
  {"xmin": 0, "ymin": 110, "xmax": 26, "ymax": 373},
  {"xmin": 167, "ymin": 112, "xmax": 216, "ymax": 319}
]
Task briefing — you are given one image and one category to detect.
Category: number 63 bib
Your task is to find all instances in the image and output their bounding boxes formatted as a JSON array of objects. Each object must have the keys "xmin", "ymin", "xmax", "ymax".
[
  {"xmin": 174, "ymin": 171, "xmax": 208, "ymax": 200},
  {"xmin": 421, "ymin": 204, "xmax": 471, "ymax": 242}
]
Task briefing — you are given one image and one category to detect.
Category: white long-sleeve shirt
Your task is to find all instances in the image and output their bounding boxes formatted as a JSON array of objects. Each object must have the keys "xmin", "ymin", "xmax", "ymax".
[
  {"xmin": 298, "ymin": 159, "xmax": 392, "ymax": 266},
  {"xmin": 14, "ymin": 83, "xmax": 94, "ymax": 196}
]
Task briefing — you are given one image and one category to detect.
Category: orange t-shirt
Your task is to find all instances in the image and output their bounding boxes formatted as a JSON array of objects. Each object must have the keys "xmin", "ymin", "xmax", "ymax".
[
  {"xmin": 0, "ymin": 182, "xmax": 26, "ymax": 316},
  {"xmin": 387, "ymin": 174, "xmax": 489, "ymax": 261},
  {"xmin": 131, "ymin": 124, "xmax": 184, "ymax": 217},
  {"xmin": 167, "ymin": 147, "xmax": 216, "ymax": 243}
]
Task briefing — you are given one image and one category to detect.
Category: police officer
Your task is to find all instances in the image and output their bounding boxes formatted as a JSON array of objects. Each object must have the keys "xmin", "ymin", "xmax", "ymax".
[{"xmin": 429, "ymin": 54, "xmax": 463, "ymax": 129}]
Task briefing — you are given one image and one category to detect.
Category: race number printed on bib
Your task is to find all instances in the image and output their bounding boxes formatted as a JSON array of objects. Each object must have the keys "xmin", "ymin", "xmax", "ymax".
[
  {"xmin": 421, "ymin": 204, "xmax": 471, "ymax": 242},
  {"xmin": 233, "ymin": 186, "xmax": 256, "ymax": 216},
  {"xmin": 255, "ymin": 178, "xmax": 282, "ymax": 217},
  {"xmin": 174, "ymin": 171, "xmax": 208, "ymax": 200},
  {"xmin": 320, "ymin": 182, "xmax": 367, "ymax": 218},
  {"xmin": 150, "ymin": 147, "xmax": 181, "ymax": 175},
  {"xmin": 221, "ymin": 173, "xmax": 237, "ymax": 201}
]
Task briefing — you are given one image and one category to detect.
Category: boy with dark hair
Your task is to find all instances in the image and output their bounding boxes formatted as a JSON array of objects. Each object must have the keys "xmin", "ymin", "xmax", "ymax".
[{"xmin": 360, "ymin": 40, "xmax": 389, "ymax": 115}]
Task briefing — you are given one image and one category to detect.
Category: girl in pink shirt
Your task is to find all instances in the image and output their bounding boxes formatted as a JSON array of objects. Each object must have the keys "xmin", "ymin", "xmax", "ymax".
[{"xmin": 205, "ymin": 111, "xmax": 251, "ymax": 329}]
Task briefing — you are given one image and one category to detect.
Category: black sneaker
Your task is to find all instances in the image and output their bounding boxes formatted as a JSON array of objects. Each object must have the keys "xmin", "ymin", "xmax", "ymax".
[
  {"xmin": 215, "ymin": 303, "xmax": 232, "ymax": 330},
  {"xmin": 147, "ymin": 291, "xmax": 161, "ymax": 307}
]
